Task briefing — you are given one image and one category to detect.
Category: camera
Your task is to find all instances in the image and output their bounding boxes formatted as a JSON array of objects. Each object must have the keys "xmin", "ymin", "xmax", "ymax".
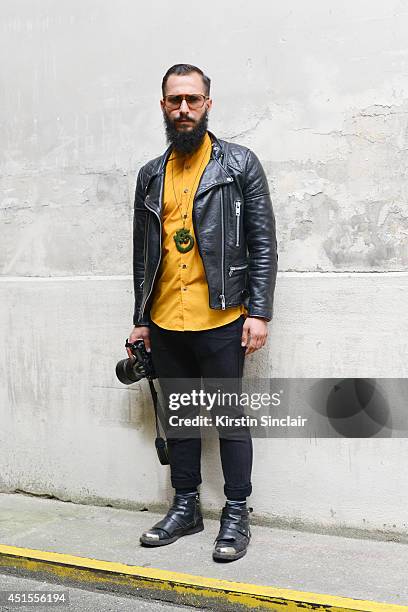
[{"xmin": 115, "ymin": 339, "xmax": 156, "ymax": 385}]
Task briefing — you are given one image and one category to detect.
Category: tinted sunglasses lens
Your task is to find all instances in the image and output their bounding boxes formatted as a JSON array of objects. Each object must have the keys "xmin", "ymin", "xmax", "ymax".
[
  {"xmin": 166, "ymin": 95, "xmax": 182, "ymax": 109},
  {"xmin": 185, "ymin": 95, "xmax": 204, "ymax": 109}
]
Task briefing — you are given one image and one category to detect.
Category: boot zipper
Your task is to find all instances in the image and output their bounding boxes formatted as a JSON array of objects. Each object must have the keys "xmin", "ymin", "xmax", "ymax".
[{"xmin": 235, "ymin": 200, "xmax": 241, "ymax": 247}]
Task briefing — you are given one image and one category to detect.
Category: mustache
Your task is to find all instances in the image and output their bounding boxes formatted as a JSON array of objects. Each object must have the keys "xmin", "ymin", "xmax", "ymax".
[{"xmin": 175, "ymin": 117, "xmax": 195, "ymax": 123}]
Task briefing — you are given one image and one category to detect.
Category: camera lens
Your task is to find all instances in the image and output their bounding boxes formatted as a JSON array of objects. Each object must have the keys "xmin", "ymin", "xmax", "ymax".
[{"xmin": 115, "ymin": 358, "xmax": 145, "ymax": 385}]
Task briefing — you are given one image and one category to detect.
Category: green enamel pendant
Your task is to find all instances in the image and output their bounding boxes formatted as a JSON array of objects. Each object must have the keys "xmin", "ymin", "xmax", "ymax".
[{"xmin": 174, "ymin": 227, "xmax": 194, "ymax": 253}]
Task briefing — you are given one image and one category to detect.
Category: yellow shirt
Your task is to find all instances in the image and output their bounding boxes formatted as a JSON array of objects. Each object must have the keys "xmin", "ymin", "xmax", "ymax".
[{"xmin": 150, "ymin": 131, "xmax": 247, "ymax": 331}]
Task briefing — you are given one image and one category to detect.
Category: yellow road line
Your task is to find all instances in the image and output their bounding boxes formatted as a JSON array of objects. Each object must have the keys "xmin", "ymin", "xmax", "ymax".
[{"xmin": 0, "ymin": 543, "xmax": 406, "ymax": 612}]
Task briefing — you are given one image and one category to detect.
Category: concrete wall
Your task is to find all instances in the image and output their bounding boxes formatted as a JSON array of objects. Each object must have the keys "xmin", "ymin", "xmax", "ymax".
[{"xmin": 1, "ymin": 0, "xmax": 407, "ymax": 535}]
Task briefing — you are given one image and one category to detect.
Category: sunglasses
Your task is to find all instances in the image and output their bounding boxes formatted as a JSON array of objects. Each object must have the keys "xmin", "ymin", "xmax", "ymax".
[{"xmin": 163, "ymin": 94, "xmax": 209, "ymax": 110}]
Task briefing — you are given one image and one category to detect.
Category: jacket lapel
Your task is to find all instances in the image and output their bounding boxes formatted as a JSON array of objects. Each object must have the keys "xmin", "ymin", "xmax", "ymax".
[
  {"xmin": 195, "ymin": 130, "xmax": 232, "ymax": 197},
  {"xmin": 194, "ymin": 156, "xmax": 232, "ymax": 198}
]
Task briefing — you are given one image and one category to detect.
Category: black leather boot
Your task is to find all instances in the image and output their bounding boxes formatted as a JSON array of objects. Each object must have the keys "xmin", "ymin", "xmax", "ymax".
[
  {"xmin": 140, "ymin": 492, "xmax": 204, "ymax": 547},
  {"xmin": 212, "ymin": 502, "xmax": 253, "ymax": 562}
]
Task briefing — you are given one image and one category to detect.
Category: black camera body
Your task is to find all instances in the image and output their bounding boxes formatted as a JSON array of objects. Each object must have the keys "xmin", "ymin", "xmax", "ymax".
[{"xmin": 116, "ymin": 339, "xmax": 156, "ymax": 385}]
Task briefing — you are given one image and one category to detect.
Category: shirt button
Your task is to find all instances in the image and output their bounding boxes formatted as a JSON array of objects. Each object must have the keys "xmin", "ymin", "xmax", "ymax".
[
  {"xmin": 183, "ymin": 188, "xmax": 189, "ymax": 193},
  {"xmin": 182, "ymin": 287, "xmax": 187, "ymax": 291},
  {"xmin": 182, "ymin": 264, "xmax": 187, "ymax": 269}
]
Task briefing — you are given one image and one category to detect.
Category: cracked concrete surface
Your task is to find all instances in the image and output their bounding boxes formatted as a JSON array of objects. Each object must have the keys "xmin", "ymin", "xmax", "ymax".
[{"xmin": 3, "ymin": 96, "xmax": 408, "ymax": 273}]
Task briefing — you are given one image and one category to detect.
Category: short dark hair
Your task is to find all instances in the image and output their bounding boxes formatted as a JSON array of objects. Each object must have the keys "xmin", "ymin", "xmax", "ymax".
[{"xmin": 162, "ymin": 64, "xmax": 211, "ymax": 97}]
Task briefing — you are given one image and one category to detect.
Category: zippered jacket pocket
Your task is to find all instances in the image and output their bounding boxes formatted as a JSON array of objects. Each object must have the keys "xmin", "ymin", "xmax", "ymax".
[{"xmin": 228, "ymin": 263, "xmax": 248, "ymax": 277}]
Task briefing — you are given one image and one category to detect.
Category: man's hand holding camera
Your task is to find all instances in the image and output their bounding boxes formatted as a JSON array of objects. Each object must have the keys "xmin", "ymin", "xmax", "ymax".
[{"xmin": 128, "ymin": 326, "xmax": 151, "ymax": 359}]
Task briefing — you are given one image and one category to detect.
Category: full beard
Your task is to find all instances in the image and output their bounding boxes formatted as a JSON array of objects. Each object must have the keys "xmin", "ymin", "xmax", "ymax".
[{"xmin": 163, "ymin": 111, "xmax": 209, "ymax": 155}]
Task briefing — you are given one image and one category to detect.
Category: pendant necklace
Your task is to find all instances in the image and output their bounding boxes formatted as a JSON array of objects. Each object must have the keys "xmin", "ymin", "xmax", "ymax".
[{"xmin": 171, "ymin": 142, "xmax": 211, "ymax": 253}]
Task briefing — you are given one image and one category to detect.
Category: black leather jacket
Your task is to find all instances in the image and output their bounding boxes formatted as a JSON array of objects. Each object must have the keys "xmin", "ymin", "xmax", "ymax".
[{"xmin": 132, "ymin": 130, "xmax": 278, "ymax": 326}]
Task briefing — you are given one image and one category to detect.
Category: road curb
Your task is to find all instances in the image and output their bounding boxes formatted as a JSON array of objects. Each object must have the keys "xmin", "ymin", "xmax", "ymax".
[{"xmin": 0, "ymin": 544, "xmax": 406, "ymax": 611}]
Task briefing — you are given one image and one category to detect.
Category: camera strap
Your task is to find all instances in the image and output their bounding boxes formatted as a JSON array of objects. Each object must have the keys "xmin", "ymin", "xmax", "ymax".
[{"xmin": 148, "ymin": 379, "xmax": 170, "ymax": 466}]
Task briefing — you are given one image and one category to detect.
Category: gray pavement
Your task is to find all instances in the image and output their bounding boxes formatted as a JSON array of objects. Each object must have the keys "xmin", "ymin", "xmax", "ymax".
[
  {"xmin": 0, "ymin": 493, "xmax": 407, "ymax": 606},
  {"xmin": 0, "ymin": 573, "xmax": 199, "ymax": 611}
]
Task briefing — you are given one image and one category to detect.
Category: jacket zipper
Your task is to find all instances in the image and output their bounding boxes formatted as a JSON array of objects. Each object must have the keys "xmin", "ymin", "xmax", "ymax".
[
  {"xmin": 219, "ymin": 186, "xmax": 226, "ymax": 310},
  {"xmin": 235, "ymin": 200, "xmax": 241, "ymax": 247},
  {"xmin": 228, "ymin": 263, "xmax": 248, "ymax": 277},
  {"xmin": 139, "ymin": 195, "xmax": 162, "ymax": 320},
  {"xmin": 215, "ymin": 151, "xmax": 234, "ymax": 311}
]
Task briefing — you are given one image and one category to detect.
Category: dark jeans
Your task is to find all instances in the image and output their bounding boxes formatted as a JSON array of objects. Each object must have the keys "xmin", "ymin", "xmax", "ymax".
[{"xmin": 149, "ymin": 315, "xmax": 253, "ymax": 499}]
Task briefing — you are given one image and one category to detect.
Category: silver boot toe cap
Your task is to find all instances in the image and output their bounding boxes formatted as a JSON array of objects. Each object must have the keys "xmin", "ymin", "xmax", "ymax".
[{"xmin": 142, "ymin": 531, "xmax": 160, "ymax": 541}]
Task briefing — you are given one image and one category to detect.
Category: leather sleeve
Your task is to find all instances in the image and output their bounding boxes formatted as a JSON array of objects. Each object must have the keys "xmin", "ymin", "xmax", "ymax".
[
  {"xmin": 242, "ymin": 149, "xmax": 278, "ymax": 321},
  {"xmin": 132, "ymin": 166, "xmax": 150, "ymax": 326}
]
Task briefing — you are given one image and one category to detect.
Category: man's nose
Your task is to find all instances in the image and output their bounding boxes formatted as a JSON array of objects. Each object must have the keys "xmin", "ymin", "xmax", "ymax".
[{"xmin": 179, "ymin": 98, "xmax": 190, "ymax": 112}]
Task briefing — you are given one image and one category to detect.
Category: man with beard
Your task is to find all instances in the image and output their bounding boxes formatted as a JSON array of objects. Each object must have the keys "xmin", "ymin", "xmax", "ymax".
[{"xmin": 128, "ymin": 64, "xmax": 278, "ymax": 562}]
